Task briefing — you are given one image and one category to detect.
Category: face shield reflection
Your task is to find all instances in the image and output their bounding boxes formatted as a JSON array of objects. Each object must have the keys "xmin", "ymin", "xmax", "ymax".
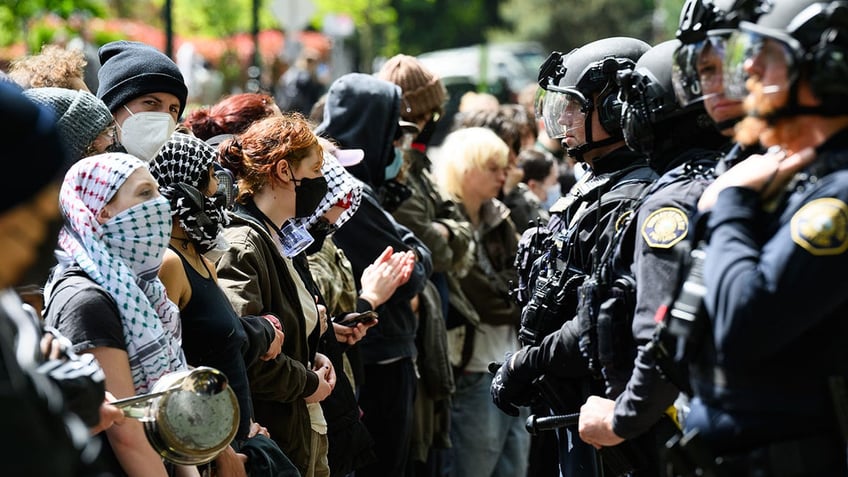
[
  {"xmin": 723, "ymin": 30, "xmax": 796, "ymax": 101},
  {"xmin": 537, "ymin": 89, "xmax": 587, "ymax": 139},
  {"xmin": 672, "ymin": 35, "xmax": 729, "ymax": 106}
]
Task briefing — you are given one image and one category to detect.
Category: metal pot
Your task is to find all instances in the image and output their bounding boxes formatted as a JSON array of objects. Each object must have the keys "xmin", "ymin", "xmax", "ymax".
[{"xmin": 130, "ymin": 368, "xmax": 240, "ymax": 466}]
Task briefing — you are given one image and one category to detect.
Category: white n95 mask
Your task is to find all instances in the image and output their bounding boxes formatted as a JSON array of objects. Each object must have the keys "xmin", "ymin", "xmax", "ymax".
[{"xmin": 119, "ymin": 107, "xmax": 176, "ymax": 161}]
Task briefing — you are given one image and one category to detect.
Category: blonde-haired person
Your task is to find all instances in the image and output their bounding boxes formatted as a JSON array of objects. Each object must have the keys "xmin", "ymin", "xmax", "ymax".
[
  {"xmin": 215, "ymin": 112, "xmax": 334, "ymax": 477},
  {"xmin": 433, "ymin": 126, "xmax": 529, "ymax": 477}
]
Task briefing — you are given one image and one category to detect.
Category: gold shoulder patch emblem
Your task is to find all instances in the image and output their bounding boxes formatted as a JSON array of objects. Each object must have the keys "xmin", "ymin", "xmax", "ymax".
[
  {"xmin": 615, "ymin": 210, "xmax": 633, "ymax": 232},
  {"xmin": 641, "ymin": 207, "xmax": 689, "ymax": 249},
  {"xmin": 790, "ymin": 198, "xmax": 848, "ymax": 256}
]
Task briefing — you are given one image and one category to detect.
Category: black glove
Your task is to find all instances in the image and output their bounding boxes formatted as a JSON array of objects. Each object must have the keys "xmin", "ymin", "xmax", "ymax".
[
  {"xmin": 37, "ymin": 352, "xmax": 105, "ymax": 427},
  {"xmin": 489, "ymin": 350, "xmax": 538, "ymax": 417}
]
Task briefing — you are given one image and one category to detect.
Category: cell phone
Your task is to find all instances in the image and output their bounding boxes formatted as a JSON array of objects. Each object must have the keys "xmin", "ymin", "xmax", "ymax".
[{"xmin": 338, "ymin": 311, "xmax": 378, "ymax": 327}]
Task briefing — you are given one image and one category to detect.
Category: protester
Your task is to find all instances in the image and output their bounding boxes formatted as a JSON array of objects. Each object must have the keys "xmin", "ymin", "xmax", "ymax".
[
  {"xmin": 184, "ymin": 92, "xmax": 281, "ymax": 147},
  {"xmin": 7, "ymin": 44, "xmax": 90, "ymax": 91},
  {"xmin": 316, "ymin": 72, "xmax": 433, "ymax": 477},
  {"xmin": 43, "ymin": 153, "xmax": 189, "ymax": 476},
  {"xmin": 216, "ymin": 113, "xmax": 335, "ymax": 477},
  {"xmin": 96, "ymin": 40, "xmax": 187, "ymax": 161},
  {"xmin": 433, "ymin": 126, "xmax": 529, "ymax": 477},
  {"xmin": 0, "ymin": 81, "xmax": 123, "ymax": 477},
  {"xmin": 150, "ymin": 131, "xmax": 300, "ymax": 476}
]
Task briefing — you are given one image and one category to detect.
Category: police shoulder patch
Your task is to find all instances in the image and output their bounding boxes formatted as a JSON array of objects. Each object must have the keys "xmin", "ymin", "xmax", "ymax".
[
  {"xmin": 641, "ymin": 207, "xmax": 689, "ymax": 249},
  {"xmin": 790, "ymin": 198, "xmax": 848, "ymax": 256},
  {"xmin": 615, "ymin": 210, "xmax": 634, "ymax": 232}
]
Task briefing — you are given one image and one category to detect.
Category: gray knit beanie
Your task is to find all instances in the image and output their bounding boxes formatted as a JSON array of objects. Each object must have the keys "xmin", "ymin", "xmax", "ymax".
[
  {"xmin": 1, "ymin": 82, "xmax": 71, "ymax": 213},
  {"xmin": 96, "ymin": 40, "xmax": 188, "ymax": 117},
  {"xmin": 23, "ymin": 87, "xmax": 113, "ymax": 162},
  {"xmin": 378, "ymin": 54, "xmax": 447, "ymax": 121}
]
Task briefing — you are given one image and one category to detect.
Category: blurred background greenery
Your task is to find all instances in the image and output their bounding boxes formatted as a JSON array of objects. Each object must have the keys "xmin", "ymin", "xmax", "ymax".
[{"xmin": 0, "ymin": 0, "xmax": 686, "ymax": 99}]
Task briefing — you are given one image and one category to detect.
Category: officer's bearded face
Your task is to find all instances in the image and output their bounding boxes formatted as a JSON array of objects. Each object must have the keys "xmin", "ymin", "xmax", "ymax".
[{"xmin": 734, "ymin": 38, "xmax": 794, "ymax": 148}]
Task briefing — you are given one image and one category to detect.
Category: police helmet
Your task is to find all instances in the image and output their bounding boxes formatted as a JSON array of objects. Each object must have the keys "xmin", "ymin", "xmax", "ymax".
[
  {"xmin": 672, "ymin": 0, "xmax": 769, "ymax": 107},
  {"xmin": 723, "ymin": 0, "xmax": 848, "ymax": 116},
  {"xmin": 536, "ymin": 37, "xmax": 650, "ymax": 160},
  {"xmin": 620, "ymin": 40, "xmax": 726, "ymax": 171}
]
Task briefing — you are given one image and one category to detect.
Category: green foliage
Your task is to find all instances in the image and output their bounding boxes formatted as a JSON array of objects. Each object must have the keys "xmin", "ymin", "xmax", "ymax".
[
  {"xmin": 0, "ymin": 7, "xmax": 18, "ymax": 46},
  {"xmin": 0, "ymin": 0, "xmax": 106, "ymax": 47},
  {"xmin": 393, "ymin": 0, "xmax": 501, "ymax": 55},
  {"xmin": 91, "ymin": 27, "xmax": 127, "ymax": 45},
  {"xmin": 163, "ymin": 0, "xmax": 280, "ymax": 36},
  {"xmin": 314, "ymin": 0, "xmax": 397, "ymax": 68},
  {"xmin": 497, "ymin": 0, "xmax": 687, "ymax": 53}
]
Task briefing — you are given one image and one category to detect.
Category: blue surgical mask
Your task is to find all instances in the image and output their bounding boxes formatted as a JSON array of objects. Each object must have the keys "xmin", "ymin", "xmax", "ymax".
[
  {"xmin": 385, "ymin": 148, "xmax": 404, "ymax": 181},
  {"xmin": 542, "ymin": 183, "xmax": 562, "ymax": 210}
]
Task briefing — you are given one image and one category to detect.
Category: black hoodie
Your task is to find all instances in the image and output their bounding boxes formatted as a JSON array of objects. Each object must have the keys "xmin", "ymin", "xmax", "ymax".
[
  {"xmin": 315, "ymin": 73, "xmax": 433, "ymax": 364},
  {"xmin": 316, "ymin": 73, "xmax": 400, "ymax": 189}
]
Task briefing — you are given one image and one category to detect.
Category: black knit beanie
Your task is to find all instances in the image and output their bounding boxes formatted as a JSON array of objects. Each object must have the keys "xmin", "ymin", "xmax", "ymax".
[{"xmin": 96, "ymin": 40, "xmax": 188, "ymax": 117}]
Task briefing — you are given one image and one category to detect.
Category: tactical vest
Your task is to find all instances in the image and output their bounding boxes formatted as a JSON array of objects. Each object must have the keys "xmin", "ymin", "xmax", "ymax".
[
  {"xmin": 517, "ymin": 161, "xmax": 656, "ymax": 347},
  {"xmin": 581, "ymin": 154, "xmax": 718, "ymax": 394}
]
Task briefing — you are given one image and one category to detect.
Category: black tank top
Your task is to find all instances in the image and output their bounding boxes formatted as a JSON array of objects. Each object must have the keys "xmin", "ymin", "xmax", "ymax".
[{"xmin": 171, "ymin": 246, "xmax": 253, "ymax": 439}]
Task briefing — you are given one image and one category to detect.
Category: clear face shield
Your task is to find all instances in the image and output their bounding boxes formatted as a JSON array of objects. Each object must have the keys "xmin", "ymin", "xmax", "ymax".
[
  {"xmin": 535, "ymin": 87, "xmax": 588, "ymax": 140},
  {"xmin": 672, "ymin": 34, "xmax": 731, "ymax": 106},
  {"xmin": 722, "ymin": 29, "xmax": 798, "ymax": 101}
]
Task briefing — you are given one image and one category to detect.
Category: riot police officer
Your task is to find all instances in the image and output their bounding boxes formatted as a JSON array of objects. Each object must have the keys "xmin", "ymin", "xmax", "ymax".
[
  {"xmin": 671, "ymin": 0, "xmax": 770, "ymax": 174},
  {"xmin": 512, "ymin": 37, "xmax": 654, "ymax": 346},
  {"xmin": 492, "ymin": 36, "xmax": 655, "ymax": 476},
  {"xmin": 682, "ymin": 0, "xmax": 848, "ymax": 474},
  {"xmin": 575, "ymin": 0, "xmax": 771, "ymax": 455},
  {"xmin": 575, "ymin": 39, "xmax": 727, "ymax": 455}
]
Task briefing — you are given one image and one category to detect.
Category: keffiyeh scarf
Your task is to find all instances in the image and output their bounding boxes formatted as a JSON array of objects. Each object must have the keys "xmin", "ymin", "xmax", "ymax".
[
  {"xmin": 150, "ymin": 132, "xmax": 230, "ymax": 254},
  {"xmin": 46, "ymin": 153, "xmax": 187, "ymax": 393},
  {"xmin": 292, "ymin": 151, "xmax": 363, "ymax": 230}
]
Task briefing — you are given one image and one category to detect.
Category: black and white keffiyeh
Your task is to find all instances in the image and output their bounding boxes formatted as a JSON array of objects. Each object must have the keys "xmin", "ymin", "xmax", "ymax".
[
  {"xmin": 292, "ymin": 150, "xmax": 363, "ymax": 230},
  {"xmin": 150, "ymin": 132, "xmax": 231, "ymax": 254}
]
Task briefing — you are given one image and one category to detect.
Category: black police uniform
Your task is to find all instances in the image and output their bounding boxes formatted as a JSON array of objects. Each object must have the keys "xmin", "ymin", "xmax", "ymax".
[
  {"xmin": 516, "ymin": 149, "xmax": 657, "ymax": 349},
  {"xmin": 607, "ymin": 150, "xmax": 719, "ymax": 439},
  {"xmin": 686, "ymin": 129, "xmax": 848, "ymax": 476},
  {"xmin": 506, "ymin": 148, "xmax": 656, "ymax": 477}
]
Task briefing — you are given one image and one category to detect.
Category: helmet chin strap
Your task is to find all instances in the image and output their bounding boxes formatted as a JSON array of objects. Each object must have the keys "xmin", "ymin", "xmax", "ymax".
[
  {"xmin": 565, "ymin": 102, "xmax": 624, "ymax": 162},
  {"xmin": 566, "ymin": 136, "xmax": 622, "ymax": 161}
]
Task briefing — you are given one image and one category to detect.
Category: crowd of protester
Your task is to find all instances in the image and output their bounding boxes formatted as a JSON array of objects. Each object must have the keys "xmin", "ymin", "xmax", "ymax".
[{"xmin": 4, "ymin": 0, "xmax": 848, "ymax": 475}]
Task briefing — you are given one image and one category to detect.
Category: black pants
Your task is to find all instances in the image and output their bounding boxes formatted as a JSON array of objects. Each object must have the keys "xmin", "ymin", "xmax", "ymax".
[{"xmin": 357, "ymin": 357, "xmax": 418, "ymax": 477}]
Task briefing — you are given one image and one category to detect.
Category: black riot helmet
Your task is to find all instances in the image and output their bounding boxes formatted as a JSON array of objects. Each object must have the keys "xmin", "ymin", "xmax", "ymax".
[
  {"xmin": 723, "ymin": 0, "xmax": 848, "ymax": 119},
  {"xmin": 619, "ymin": 39, "xmax": 727, "ymax": 172},
  {"xmin": 535, "ymin": 37, "xmax": 650, "ymax": 161},
  {"xmin": 672, "ymin": 0, "xmax": 769, "ymax": 116}
]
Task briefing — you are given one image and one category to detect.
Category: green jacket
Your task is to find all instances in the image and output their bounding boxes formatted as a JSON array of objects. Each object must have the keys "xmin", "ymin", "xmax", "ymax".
[
  {"xmin": 393, "ymin": 150, "xmax": 475, "ymax": 275},
  {"xmin": 307, "ymin": 239, "xmax": 358, "ymax": 318},
  {"xmin": 215, "ymin": 209, "xmax": 320, "ymax": 475},
  {"xmin": 453, "ymin": 199, "xmax": 522, "ymax": 370},
  {"xmin": 392, "ymin": 150, "xmax": 479, "ymax": 327}
]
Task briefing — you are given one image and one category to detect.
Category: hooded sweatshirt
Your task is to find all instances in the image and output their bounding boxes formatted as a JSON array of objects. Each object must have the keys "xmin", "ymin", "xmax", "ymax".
[{"xmin": 316, "ymin": 73, "xmax": 433, "ymax": 364}]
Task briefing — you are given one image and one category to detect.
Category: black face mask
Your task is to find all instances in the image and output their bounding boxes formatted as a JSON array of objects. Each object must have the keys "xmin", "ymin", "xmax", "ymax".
[
  {"xmin": 291, "ymin": 170, "xmax": 328, "ymax": 218},
  {"xmin": 305, "ymin": 217, "xmax": 337, "ymax": 255}
]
